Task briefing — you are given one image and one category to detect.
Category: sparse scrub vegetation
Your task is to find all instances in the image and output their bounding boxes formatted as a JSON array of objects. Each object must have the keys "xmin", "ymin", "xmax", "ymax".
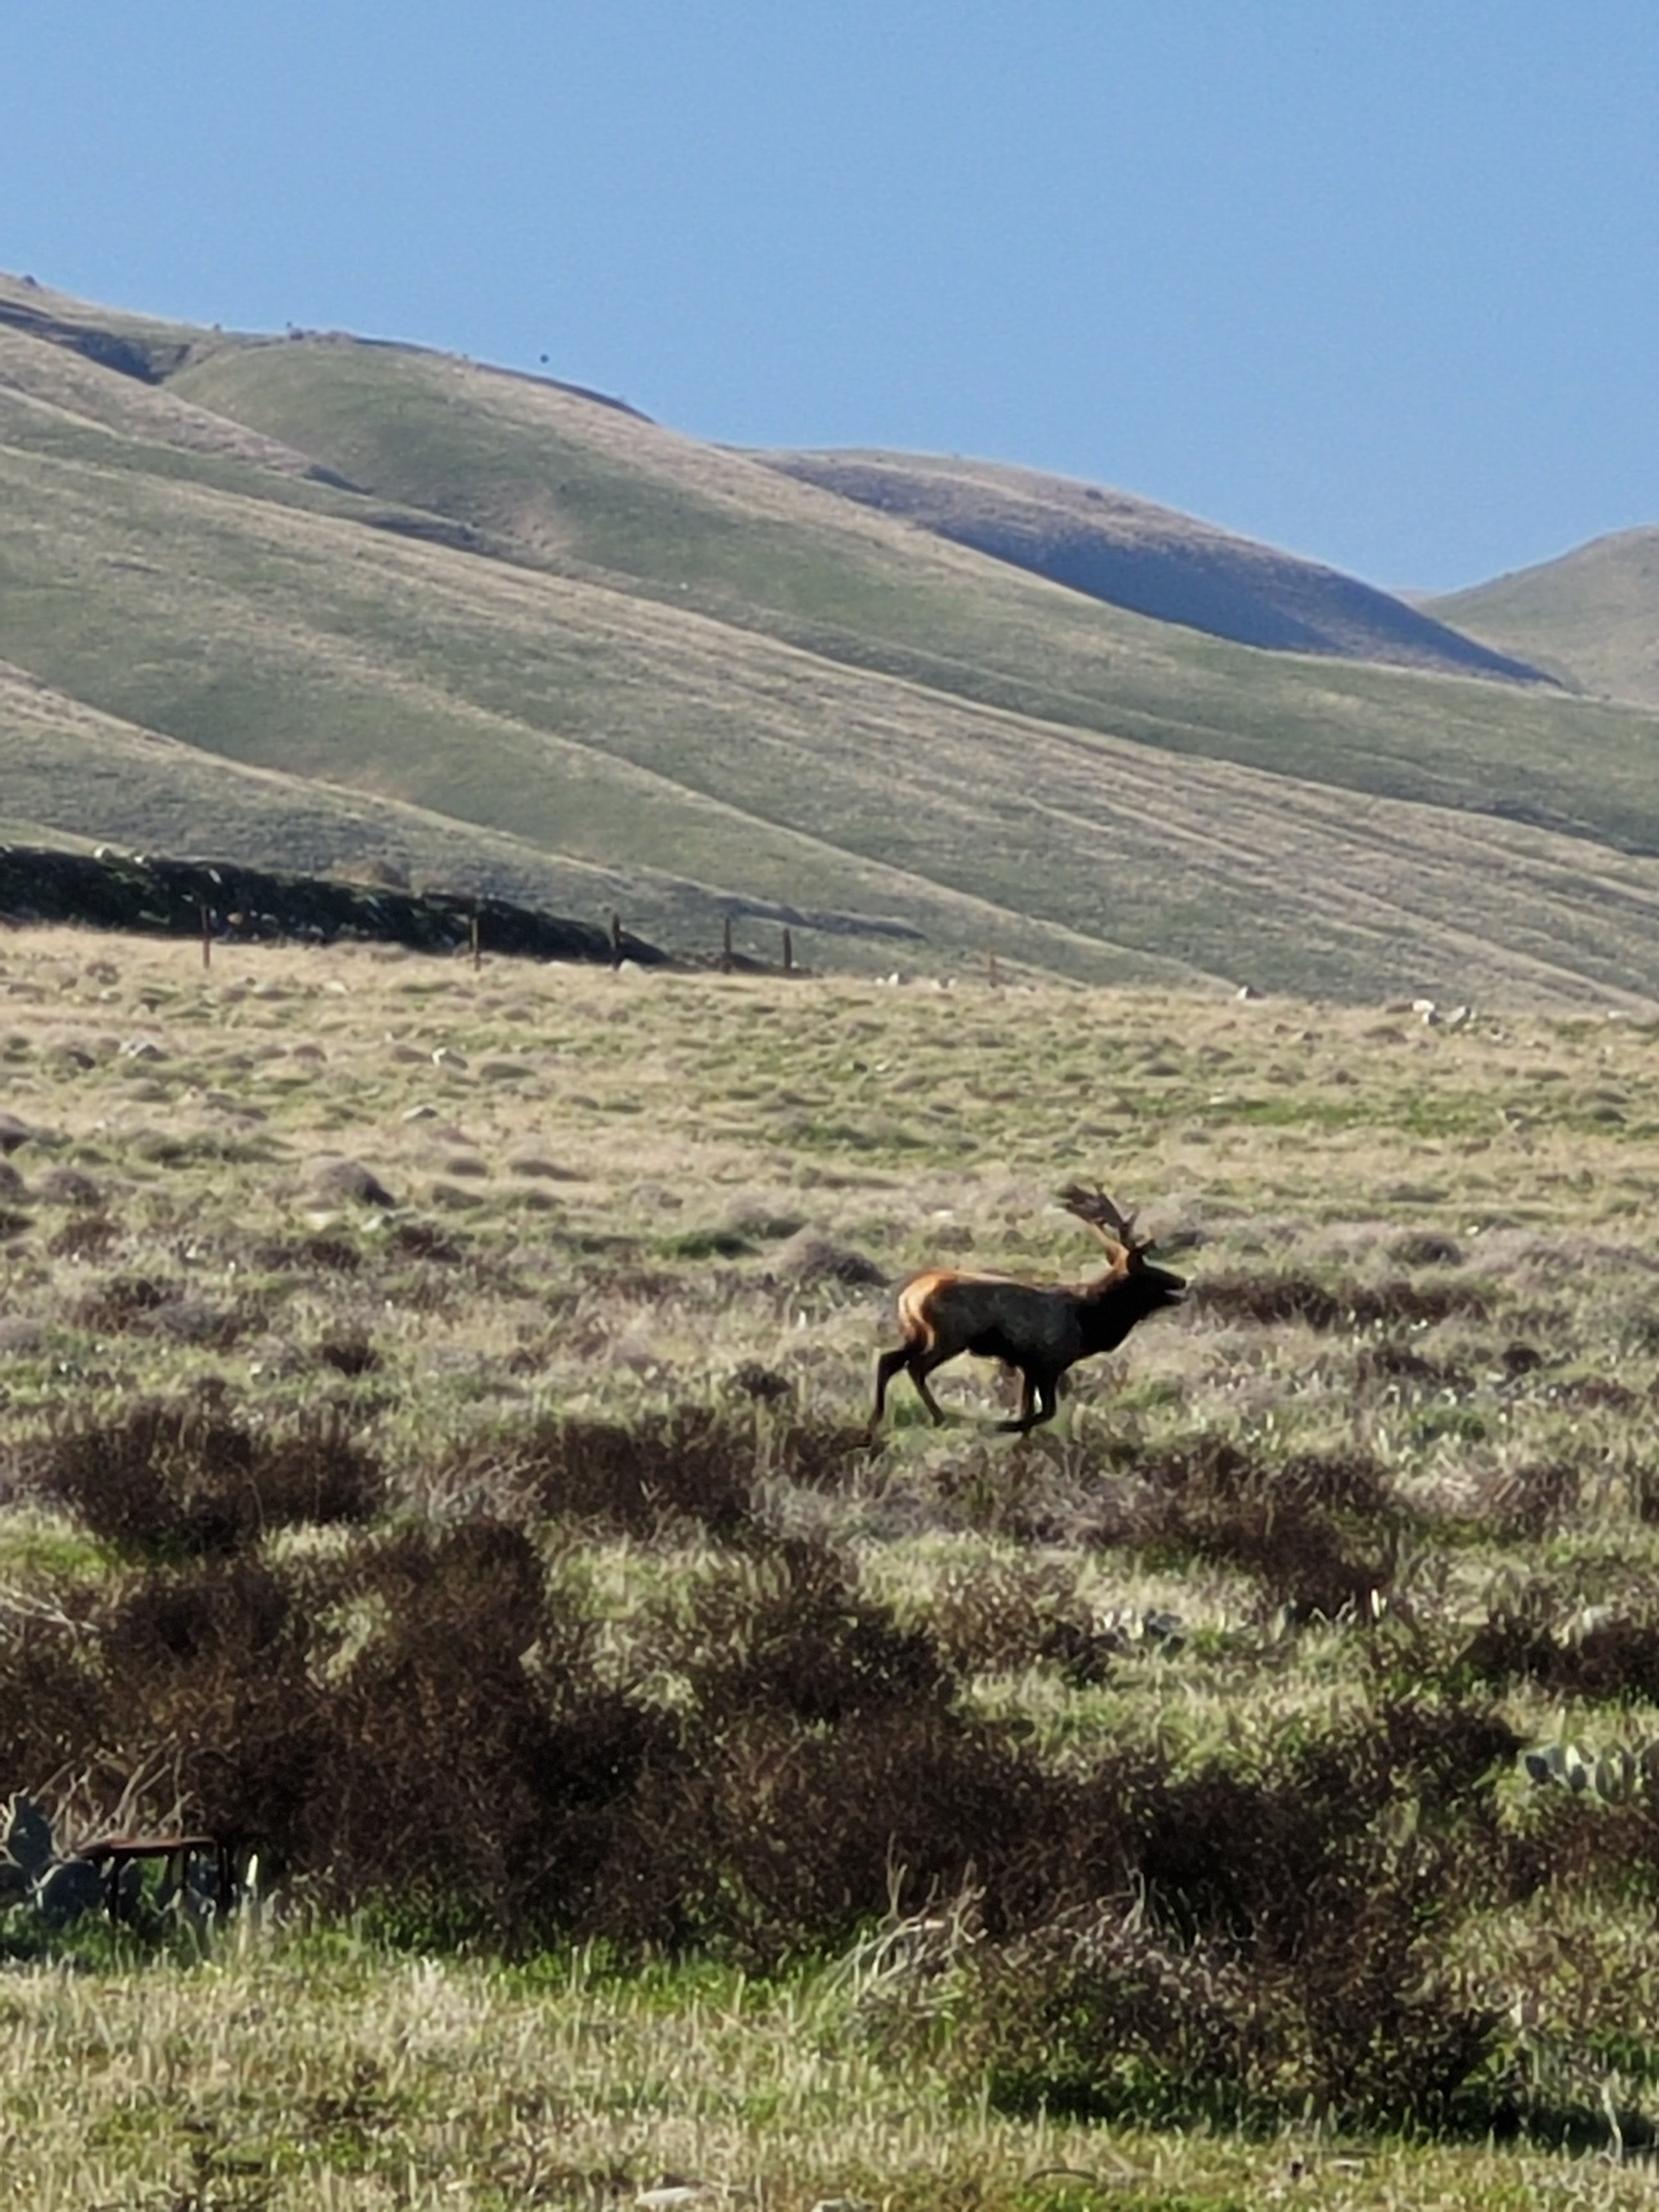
[{"xmin": 9, "ymin": 926, "xmax": 1659, "ymax": 2199}]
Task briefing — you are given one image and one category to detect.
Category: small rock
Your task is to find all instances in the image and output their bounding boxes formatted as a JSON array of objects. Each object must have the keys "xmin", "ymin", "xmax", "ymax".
[
  {"xmin": 0, "ymin": 1112, "xmax": 34, "ymax": 1156},
  {"xmin": 773, "ymin": 1229, "xmax": 886, "ymax": 1288},
  {"xmin": 431, "ymin": 1046, "xmax": 469, "ymax": 1070},
  {"xmin": 145, "ymin": 1300, "xmax": 239, "ymax": 1347},
  {"xmin": 35, "ymin": 1166, "xmax": 104, "ymax": 1209},
  {"xmin": 118, "ymin": 1036, "xmax": 167, "ymax": 1061},
  {"xmin": 309, "ymin": 1158, "xmax": 397, "ymax": 1209},
  {"xmin": 726, "ymin": 1361, "xmax": 793, "ymax": 1404}
]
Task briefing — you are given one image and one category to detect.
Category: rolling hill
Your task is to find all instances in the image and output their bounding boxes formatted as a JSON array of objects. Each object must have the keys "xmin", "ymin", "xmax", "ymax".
[
  {"xmin": 7, "ymin": 269, "xmax": 1659, "ymax": 1006},
  {"xmin": 764, "ymin": 449, "xmax": 1548, "ymax": 683},
  {"xmin": 1424, "ymin": 528, "xmax": 1659, "ymax": 708}
]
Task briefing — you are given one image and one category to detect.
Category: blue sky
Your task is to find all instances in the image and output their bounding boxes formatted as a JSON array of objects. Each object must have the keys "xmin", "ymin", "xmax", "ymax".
[{"xmin": 7, "ymin": 2, "xmax": 1658, "ymax": 591}]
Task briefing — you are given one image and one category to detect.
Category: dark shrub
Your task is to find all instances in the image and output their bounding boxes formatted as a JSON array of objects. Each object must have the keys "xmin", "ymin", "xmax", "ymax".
[
  {"xmin": 249, "ymin": 1232, "xmax": 361, "ymax": 1273},
  {"xmin": 1085, "ymin": 1435, "xmax": 1394, "ymax": 1621},
  {"xmin": 652, "ymin": 1701, "xmax": 1050, "ymax": 1964},
  {"xmin": 1355, "ymin": 1341, "xmax": 1473, "ymax": 1396},
  {"xmin": 315, "ymin": 1331, "xmax": 381, "ymax": 1376},
  {"xmin": 1196, "ymin": 1272, "xmax": 1486, "ymax": 1330},
  {"xmin": 1389, "ymin": 1232, "xmax": 1465, "ymax": 1269},
  {"xmin": 0, "ymin": 1599, "xmax": 109, "ymax": 1789},
  {"xmin": 1457, "ymin": 1607, "xmax": 1659, "ymax": 1705},
  {"xmin": 100, "ymin": 1556, "xmax": 326, "ymax": 1848},
  {"xmin": 19, "ymin": 1401, "xmax": 384, "ymax": 1558},
  {"xmin": 309, "ymin": 1523, "xmax": 670, "ymax": 1948},
  {"xmin": 948, "ymin": 1907, "xmax": 1273, "ymax": 2126},
  {"xmin": 908, "ymin": 1704, "xmax": 1512, "ymax": 2132},
  {"xmin": 1486, "ymin": 1460, "xmax": 1582, "ymax": 1539},
  {"xmin": 45, "ymin": 1215, "xmax": 122, "ymax": 1261},
  {"xmin": 472, "ymin": 1407, "xmax": 762, "ymax": 1538},
  {"xmin": 652, "ymin": 1538, "xmax": 950, "ymax": 1726}
]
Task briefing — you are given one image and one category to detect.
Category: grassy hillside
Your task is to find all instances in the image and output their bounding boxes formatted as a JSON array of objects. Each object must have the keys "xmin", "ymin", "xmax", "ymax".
[
  {"xmin": 9, "ymin": 273, "xmax": 1659, "ymax": 1001},
  {"xmin": 1426, "ymin": 526, "xmax": 1659, "ymax": 707},
  {"xmin": 767, "ymin": 447, "xmax": 1548, "ymax": 681}
]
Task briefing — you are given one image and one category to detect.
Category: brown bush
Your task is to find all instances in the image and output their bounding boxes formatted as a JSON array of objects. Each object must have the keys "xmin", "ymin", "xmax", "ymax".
[
  {"xmin": 100, "ymin": 1556, "xmax": 326, "ymax": 1846},
  {"xmin": 311, "ymin": 1522, "xmax": 673, "ymax": 1947},
  {"xmin": 1486, "ymin": 1459, "xmax": 1583, "ymax": 1540},
  {"xmin": 44, "ymin": 1214, "xmax": 122, "ymax": 1260},
  {"xmin": 650, "ymin": 1538, "xmax": 951, "ymax": 1725},
  {"xmin": 454, "ymin": 1407, "xmax": 766, "ymax": 1538},
  {"xmin": 250, "ymin": 1232, "xmax": 362, "ymax": 1274},
  {"xmin": 628, "ymin": 1700, "xmax": 1049, "ymax": 1964},
  {"xmin": 1083, "ymin": 1435, "xmax": 1396, "ymax": 1621},
  {"xmin": 1195, "ymin": 1272, "xmax": 1487, "ymax": 1330},
  {"xmin": 1456, "ymin": 1608, "xmax": 1659, "ymax": 1705},
  {"xmin": 871, "ymin": 1702, "xmax": 1515, "ymax": 2131},
  {"xmin": 0, "ymin": 1598, "xmax": 110, "ymax": 1791},
  {"xmin": 19, "ymin": 1400, "xmax": 386, "ymax": 1557}
]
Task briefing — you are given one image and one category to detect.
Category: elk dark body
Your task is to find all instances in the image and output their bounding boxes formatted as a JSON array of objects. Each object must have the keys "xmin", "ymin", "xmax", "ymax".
[{"xmin": 871, "ymin": 1185, "xmax": 1187, "ymax": 1433}]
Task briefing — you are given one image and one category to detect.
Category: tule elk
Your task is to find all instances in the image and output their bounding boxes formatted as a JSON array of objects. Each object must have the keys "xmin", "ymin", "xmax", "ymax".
[{"xmin": 871, "ymin": 1183, "xmax": 1186, "ymax": 1434}]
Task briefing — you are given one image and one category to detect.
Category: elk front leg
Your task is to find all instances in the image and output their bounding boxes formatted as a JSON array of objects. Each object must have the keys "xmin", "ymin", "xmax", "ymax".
[
  {"xmin": 909, "ymin": 1351, "xmax": 952, "ymax": 1424},
  {"xmin": 995, "ymin": 1366, "xmax": 1039, "ymax": 1432},
  {"xmin": 997, "ymin": 1366, "xmax": 1058, "ymax": 1433}
]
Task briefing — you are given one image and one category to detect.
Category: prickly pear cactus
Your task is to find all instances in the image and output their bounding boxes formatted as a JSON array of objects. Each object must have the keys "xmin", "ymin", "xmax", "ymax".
[
  {"xmin": 0, "ymin": 1793, "xmax": 104, "ymax": 1928},
  {"xmin": 1521, "ymin": 1737, "xmax": 1659, "ymax": 1801}
]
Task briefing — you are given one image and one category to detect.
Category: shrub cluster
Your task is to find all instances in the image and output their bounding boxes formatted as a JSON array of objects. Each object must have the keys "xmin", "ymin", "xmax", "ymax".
[
  {"xmin": 1078, "ymin": 1433, "xmax": 1398, "ymax": 1621},
  {"xmin": 18, "ymin": 1400, "xmax": 384, "ymax": 1557},
  {"xmin": 4, "ymin": 1394, "xmax": 1655, "ymax": 2135},
  {"xmin": 1195, "ymin": 1270, "xmax": 1488, "ymax": 1331}
]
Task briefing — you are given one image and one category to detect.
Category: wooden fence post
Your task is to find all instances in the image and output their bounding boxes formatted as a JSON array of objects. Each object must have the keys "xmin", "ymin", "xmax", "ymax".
[
  {"xmin": 782, "ymin": 925, "xmax": 794, "ymax": 974},
  {"xmin": 200, "ymin": 904, "xmax": 212, "ymax": 970},
  {"xmin": 721, "ymin": 915, "xmax": 734, "ymax": 973},
  {"xmin": 610, "ymin": 911, "xmax": 623, "ymax": 969},
  {"xmin": 470, "ymin": 903, "xmax": 482, "ymax": 972}
]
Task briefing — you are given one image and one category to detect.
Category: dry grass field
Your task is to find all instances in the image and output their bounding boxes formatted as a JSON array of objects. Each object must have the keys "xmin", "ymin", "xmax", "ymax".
[{"xmin": 7, "ymin": 923, "xmax": 1659, "ymax": 2205}]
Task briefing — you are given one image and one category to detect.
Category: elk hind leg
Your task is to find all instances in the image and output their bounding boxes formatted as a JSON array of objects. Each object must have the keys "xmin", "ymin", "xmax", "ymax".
[{"xmin": 871, "ymin": 1344, "xmax": 910, "ymax": 1425}]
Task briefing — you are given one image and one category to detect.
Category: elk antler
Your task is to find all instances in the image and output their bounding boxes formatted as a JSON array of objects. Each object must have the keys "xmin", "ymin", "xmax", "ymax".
[{"xmin": 1058, "ymin": 1181, "xmax": 1143, "ymax": 1254}]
